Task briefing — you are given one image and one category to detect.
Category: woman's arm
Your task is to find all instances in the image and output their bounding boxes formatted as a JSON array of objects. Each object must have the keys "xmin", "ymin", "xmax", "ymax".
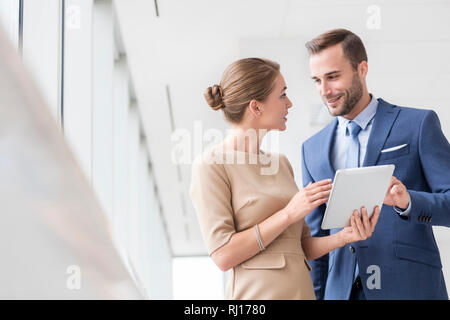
[
  {"xmin": 211, "ymin": 206, "xmax": 291, "ymax": 271},
  {"xmin": 302, "ymin": 206, "xmax": 380, "ymax": 261},
  {"xmin": 211, "ymin": 179, "xmax": 332, "ymax": 271}
]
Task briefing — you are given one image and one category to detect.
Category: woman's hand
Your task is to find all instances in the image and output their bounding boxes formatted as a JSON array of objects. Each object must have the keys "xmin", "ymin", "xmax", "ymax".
[
  {"xmin": 284, "ymin": 179, "xmax": 332, "ymax": 224},
  {"xmin": 338, "ymin": 206, "xmax": 380, "ymax": 245}
]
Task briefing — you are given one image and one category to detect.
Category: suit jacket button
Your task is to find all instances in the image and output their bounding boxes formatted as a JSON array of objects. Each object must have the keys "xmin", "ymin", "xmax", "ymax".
[
  {"xmin": 349, "ymin": 246, "xmax": 355, "ymax": 253},
  {"xmin": 428, "ymin": 217, "xmax": 432, "ymax": 222}
]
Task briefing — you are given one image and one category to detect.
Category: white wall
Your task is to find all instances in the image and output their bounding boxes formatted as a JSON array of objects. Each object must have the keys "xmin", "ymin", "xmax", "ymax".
[
  {"xmin": 22, "ymin": 0, "xmax": 62, "ymax": 121},
  {"xmin": 64, "ymin": 0, "xmax": 94, "ymax": 180},
  {"xmin": 92, "ymin": 0, "xmax": 114, "ymax": 220}
]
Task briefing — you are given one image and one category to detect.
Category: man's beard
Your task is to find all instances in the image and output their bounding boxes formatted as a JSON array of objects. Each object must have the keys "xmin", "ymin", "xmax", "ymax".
[{"xmin": 325, "ymin": 72, "xmax": 363, "ymax": 117}]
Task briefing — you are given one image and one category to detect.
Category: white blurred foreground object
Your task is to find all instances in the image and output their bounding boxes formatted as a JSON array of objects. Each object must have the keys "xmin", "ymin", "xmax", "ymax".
[{"xmin": 0, "ymin": 25, "xmax": 142, "ymax": 299}]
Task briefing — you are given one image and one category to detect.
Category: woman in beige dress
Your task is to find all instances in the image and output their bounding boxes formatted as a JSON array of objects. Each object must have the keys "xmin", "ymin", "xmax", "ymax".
[{"xmin": 190, "ymin": 58, "xmax": 380, "ymax": 300}]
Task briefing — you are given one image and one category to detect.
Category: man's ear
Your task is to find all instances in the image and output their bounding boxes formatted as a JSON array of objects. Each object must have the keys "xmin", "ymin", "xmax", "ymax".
[
  {"xmin": 248, "ymin": 100, "xmax": 261, "ymax": 117},
  {"xmin": 359, "ymin": 60, "xmax": 368, "ymax": 78}
]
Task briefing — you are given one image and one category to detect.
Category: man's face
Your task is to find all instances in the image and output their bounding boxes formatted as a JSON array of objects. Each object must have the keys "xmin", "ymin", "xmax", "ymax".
[{"xmin": 309, "ymin": 44, "xmax": 364, "ymax": 117}]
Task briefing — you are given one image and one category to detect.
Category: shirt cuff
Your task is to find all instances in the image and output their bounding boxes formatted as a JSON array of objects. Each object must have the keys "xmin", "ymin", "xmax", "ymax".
[{"xmin": 394, "ymin": 200, "xmax": 412, "ymax": 217}]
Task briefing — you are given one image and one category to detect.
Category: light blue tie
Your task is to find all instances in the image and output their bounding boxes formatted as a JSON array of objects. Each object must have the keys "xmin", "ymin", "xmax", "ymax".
[
  {"xmin": 345, "ymin": 121, "xmax": 362, "ymax": 168},
  {"xmin": 346, "ymin": 121, "xmax": 362, "ymax": 283}
]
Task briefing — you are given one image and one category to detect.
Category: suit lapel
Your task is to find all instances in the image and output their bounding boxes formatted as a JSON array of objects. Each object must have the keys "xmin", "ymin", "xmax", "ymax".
[
  {"xmin": 320, "ymin": 118, "xmax": 338, "ymax": 179},
  {"xmin": 362, "ymin": 99, "xmax": 400, "ymax": 167}
]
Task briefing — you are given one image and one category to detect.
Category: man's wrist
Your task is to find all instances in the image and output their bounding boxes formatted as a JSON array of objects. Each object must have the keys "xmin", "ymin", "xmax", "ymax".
[
  {"xmin": 394, "ymin": 198, "xmax": 412, "ymax": 217},
  {"xmin": 396, "ymin": 193, "xmax": 411, "ymax": 210},
  {"xmin": 396, "ymin": 203, "xmax": 409, "ymax": 211}
]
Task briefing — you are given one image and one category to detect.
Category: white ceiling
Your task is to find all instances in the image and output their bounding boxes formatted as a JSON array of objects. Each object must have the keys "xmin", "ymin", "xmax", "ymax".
[{"xmin": 113, "ymin": 0, "xmax": 450, "ymax": 256}]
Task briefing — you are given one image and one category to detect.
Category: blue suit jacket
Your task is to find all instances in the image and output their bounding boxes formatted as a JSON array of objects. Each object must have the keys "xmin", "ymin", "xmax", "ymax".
[{"xmin": 302, "ymin": 98, "xmax": 450, "ymax": 300}]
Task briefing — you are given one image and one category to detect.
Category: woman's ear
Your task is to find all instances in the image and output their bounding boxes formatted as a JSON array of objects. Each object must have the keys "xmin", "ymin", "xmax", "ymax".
[{"xmin": 248, "ymin": 100, "xmax": 262, "ymax": 117}]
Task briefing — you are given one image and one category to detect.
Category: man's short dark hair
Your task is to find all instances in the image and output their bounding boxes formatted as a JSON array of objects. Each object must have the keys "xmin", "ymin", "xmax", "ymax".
[{"xmin": 305, "ymin": 28, "xmax": 368, "ymax": 70}]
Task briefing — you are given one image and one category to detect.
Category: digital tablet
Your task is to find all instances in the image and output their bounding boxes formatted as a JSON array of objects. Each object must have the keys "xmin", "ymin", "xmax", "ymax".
[{"xmin": 321, "ymin": 165, "xmax": 395, "ymax": 230}]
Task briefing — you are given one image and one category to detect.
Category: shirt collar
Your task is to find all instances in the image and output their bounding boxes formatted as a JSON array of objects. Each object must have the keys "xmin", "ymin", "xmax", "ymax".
[{"xmin": 337, "ymin": 94, "xmax": 378, "ymax": 130}]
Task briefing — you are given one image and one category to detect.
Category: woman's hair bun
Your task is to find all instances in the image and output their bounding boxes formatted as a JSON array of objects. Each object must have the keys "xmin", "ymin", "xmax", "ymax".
[{"xmin": 204, "ymin": 84, "xmax": 225, "ymax": 111}]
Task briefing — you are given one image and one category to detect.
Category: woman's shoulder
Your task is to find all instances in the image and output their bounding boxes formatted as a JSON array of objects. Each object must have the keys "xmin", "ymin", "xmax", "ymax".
[
  {"xmin": 191, "ymin": 144, "xmax": 232, "ymax": 181},
  {"xmin": 190, "ymin": 146, "xmax": 232, "ymax": 195},
  {"xmin": 269, "ymin": 152, "xmax": 294, "ymax": 176},
  {"xmin": 192, "ymin": 143, "xmax": 228, "ymax": 167}
]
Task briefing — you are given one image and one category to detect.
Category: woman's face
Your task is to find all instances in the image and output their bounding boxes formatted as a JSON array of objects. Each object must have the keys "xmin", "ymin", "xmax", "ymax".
[{"xmin": 257, "ymin": 73, "xmax": 293, "ymax": 131}]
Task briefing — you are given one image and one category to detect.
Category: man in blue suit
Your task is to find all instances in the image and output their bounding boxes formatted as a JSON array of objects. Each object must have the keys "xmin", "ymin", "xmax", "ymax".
[{"xmin": 302, "ymin": 28, "xmax": 450, "ymax": 300}]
